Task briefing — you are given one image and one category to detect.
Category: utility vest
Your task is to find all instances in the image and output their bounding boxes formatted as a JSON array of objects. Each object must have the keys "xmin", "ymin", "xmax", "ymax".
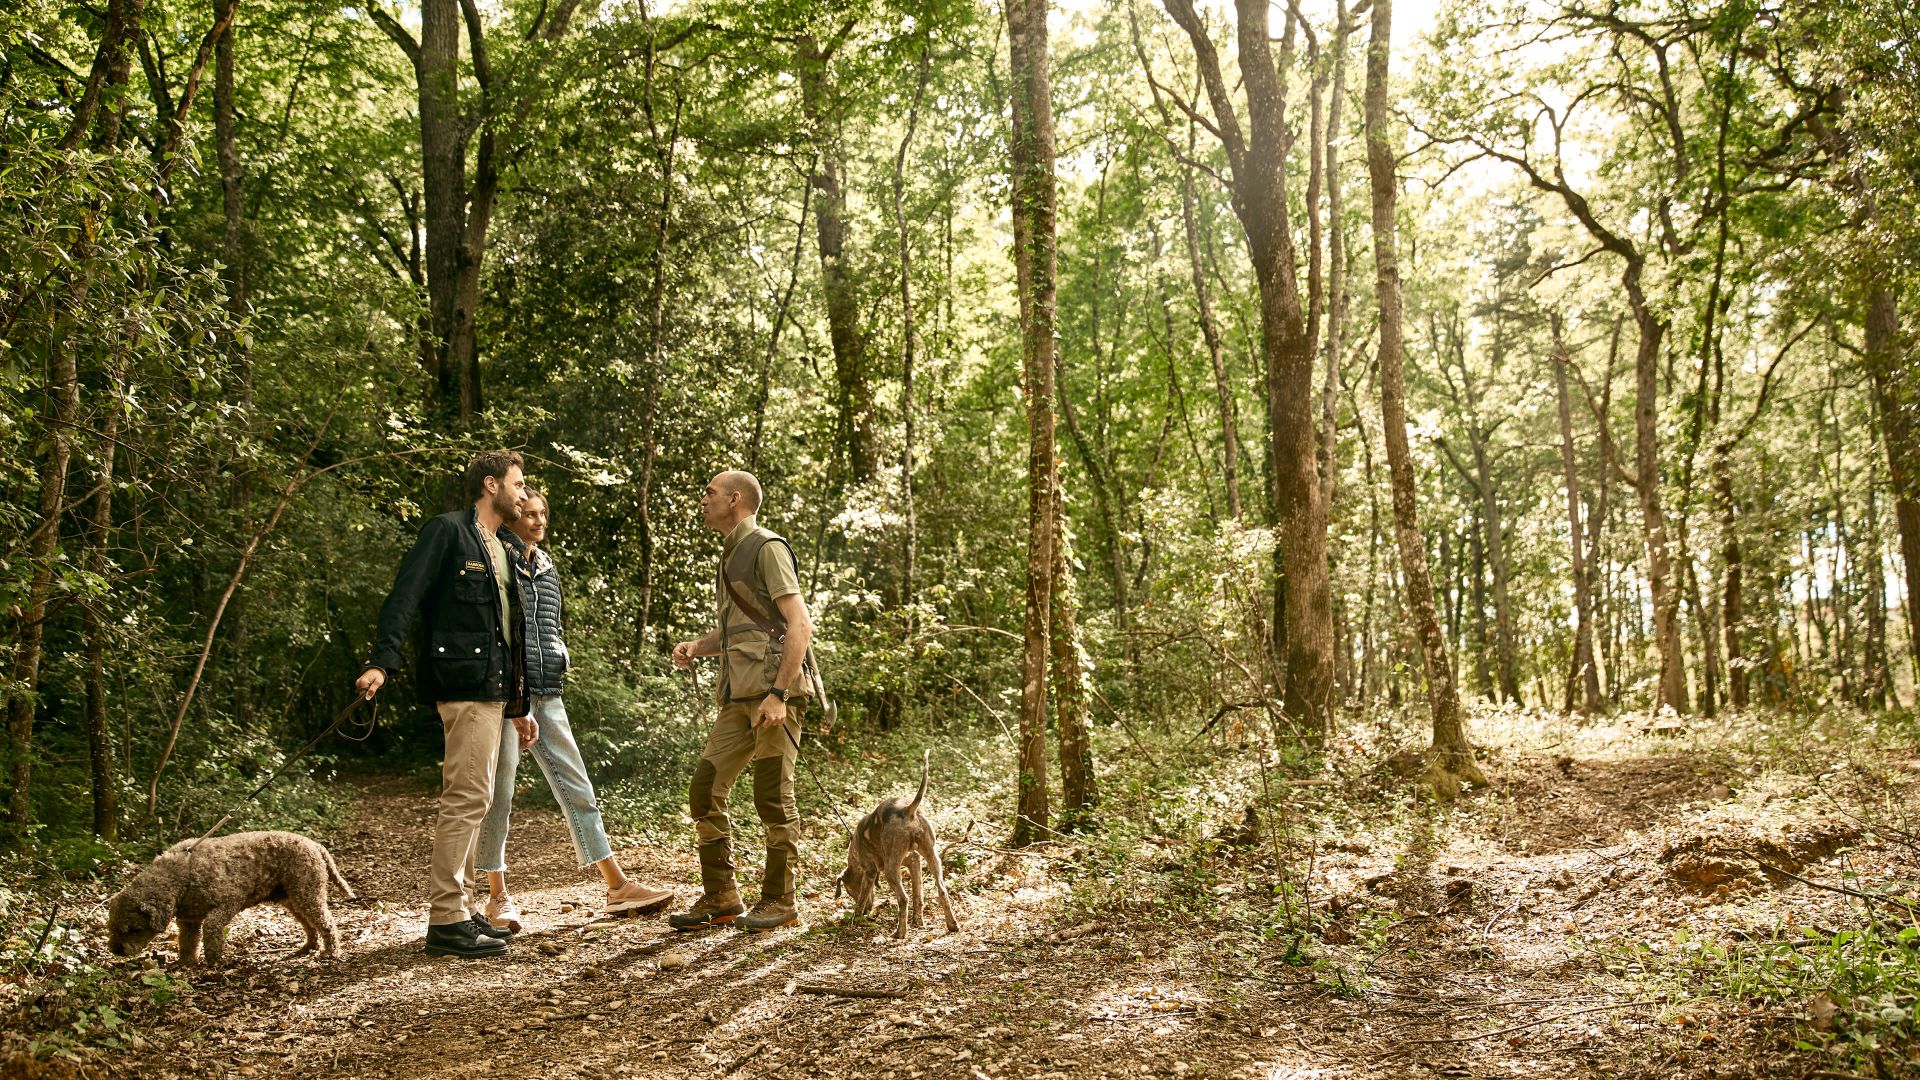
[{"xmin": 718, "ymin": 526, "xmax": 831, "ymax": 720}]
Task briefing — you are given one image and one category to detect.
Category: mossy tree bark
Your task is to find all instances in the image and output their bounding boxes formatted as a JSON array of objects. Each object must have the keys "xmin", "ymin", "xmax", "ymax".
[
  {"xmin": 1365, "ymin": 0, "xmax": 1483, "ymax": 797},
  {"xmin": 1008, "ymin": 0, "xmax": 1058, "ymax": 845}
]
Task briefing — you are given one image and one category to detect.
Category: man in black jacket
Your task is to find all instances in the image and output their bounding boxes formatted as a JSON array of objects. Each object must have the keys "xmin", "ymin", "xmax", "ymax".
[{"xmin": 355, "ymin": 451, "xmax": 533, "ymax": 959}]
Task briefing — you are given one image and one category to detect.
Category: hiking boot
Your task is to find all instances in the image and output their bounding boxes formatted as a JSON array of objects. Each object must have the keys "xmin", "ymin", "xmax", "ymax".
[
  {"xmin": 483, "ymin": 896, "xmax": 523, "ymax": 934},
  {"xmin": 736, "ymin": 895, "xmax": 800, "ymax": 932},
  {"xmin": 424, "ymin": 920, "xmax": 508, "ymax": 959},
  {"xmin": 605, "ymin": 880, "xmax": 674, "ymax": 916},
  {"xmin": 668, "ymin": 889, "xmax": 744, "ymax": 931}
]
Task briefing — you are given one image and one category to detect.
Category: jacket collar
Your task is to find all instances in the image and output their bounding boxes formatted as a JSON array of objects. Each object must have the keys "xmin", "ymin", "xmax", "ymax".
[{"xmin": 497, "ymin": 528, "xmax": 551, "ymax": 577}]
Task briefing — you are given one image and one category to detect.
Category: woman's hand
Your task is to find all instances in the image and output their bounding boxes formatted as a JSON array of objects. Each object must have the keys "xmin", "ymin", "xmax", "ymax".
[{"xmin": 512, "ymin": 715, "xmax": 538, "ymax": 749}]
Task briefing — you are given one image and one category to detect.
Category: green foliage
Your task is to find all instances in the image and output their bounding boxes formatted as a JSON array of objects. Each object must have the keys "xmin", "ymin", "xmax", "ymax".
[
  {"xmin": 2, "ymin": 0, "xmax": 1914, "ymax": 888},
  {"xmin": 1620, "ymin": 921, "xmax": 1920, "ymax": 1072},
  {"xmin": 0, "ymin": 882, "xmax": 191, "ymax": 1062}
]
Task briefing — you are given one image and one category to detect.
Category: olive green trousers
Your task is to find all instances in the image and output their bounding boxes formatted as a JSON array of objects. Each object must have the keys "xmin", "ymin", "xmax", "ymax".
[{"xmin": 688, "ymin": 698, "xmax": 805, "ymax": 901}]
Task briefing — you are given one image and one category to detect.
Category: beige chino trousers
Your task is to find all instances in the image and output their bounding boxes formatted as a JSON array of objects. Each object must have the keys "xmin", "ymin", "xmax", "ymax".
[{"xmin": 430, "ymin": 700, "xmax": 505, "ymax": 926}]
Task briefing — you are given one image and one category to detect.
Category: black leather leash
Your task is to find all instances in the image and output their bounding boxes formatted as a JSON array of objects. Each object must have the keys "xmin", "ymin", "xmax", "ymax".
[
  {"xmin": 783, "ymin": 721, "xmax": 855, "ymax": 842},
  {"xmin": 184, "ymin": 695, "xmax": 379, "ymax": 848}
]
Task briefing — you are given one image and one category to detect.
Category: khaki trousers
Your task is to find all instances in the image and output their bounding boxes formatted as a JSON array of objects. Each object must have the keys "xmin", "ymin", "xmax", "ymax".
[
  {"xmin": 431, "ymin": 700, "xmax": 505, "ymax": 926},
  {"xmin": 688, "ymin": 699, "xmax": 804, "ymax": 901}
]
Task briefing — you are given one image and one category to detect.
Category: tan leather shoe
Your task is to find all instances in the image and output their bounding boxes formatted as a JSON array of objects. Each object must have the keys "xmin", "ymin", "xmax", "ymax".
[{"xmin": 605, "ymin": 880, "xmax": 674, "ymax": 915}]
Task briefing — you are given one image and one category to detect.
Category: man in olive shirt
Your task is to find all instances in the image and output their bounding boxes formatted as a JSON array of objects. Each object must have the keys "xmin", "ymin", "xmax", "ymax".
[{"xmin": 669, "ymin": 470, "xmax": 814, "ymax": 931}]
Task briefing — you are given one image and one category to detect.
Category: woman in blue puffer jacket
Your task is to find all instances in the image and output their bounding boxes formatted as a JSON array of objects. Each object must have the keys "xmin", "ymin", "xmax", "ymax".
[{"xmin": 473, "ymin": 487, "xmax": 675, "ymax": 929}]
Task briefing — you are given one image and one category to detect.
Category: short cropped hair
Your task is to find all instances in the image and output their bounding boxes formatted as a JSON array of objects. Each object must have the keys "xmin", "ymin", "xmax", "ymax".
[
  {"xmin": 720, "ymin": 470, "xmax": 763, "ymax": 512},
  {"xmin": 463, "ymin": 451, "xmax": 524, "ymax": 503}
]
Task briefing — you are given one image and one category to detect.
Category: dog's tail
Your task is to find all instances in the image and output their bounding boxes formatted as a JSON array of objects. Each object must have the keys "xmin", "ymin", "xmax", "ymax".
[
  {"xmin": 324, "ymin": 847, "xmax": 356, "ymax": 900},
  {"xmin": 908, "ymin": 748, "xmax": 930, "ymax": 813}
]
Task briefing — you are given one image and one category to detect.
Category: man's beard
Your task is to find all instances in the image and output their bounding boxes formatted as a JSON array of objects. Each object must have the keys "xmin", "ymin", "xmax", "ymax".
[{"xmin": 492, "ymin": 488, "xmax": 522, "ymax": 522}]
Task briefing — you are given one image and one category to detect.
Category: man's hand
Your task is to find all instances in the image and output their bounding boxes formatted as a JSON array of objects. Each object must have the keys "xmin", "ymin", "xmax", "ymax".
[
  {"xmin": 354, "ymin": 667, "xmax": 385, "ymax": 700},
  {"xmin": 512, "ymin": 715, "xmax": 538, "ymax": 750},
  {"xmin": 672, "ymin": 640, "xmax": 699, "ymax": 670},
  {"xmin": 753, "ymin": 694, "xmax": 788, "ymax": 730}
]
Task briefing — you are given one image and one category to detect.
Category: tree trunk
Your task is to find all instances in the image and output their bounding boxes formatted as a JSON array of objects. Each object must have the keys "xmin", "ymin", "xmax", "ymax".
[
  {"xmin": 1865, "ymin": 444, "xmax": 1893, "ymax": 708},
  {"xmin": 1469, "ymin": 517, "xmax": 1493, "ymax": 700},
  {"xmin": 216, "ymin": 0, "xmax": 255, "ymax": 731},
  {"xmin": 1550, "ymin": 321, "xmax": 1601, "ymax": 714},
  {"xmin": 7, "ymin": 0, "xmax": 146, "ymax": 830},
  {"xmin": 1007, "ymin": 0, "xmax": 1057, "ymax": 846},
  {"xmin": 896, "ymin": 47, "xmax": 930, "ymax": 617},
  {"xmin": 1716, "ymin": 446, "xmax": 1746, "ymax": 707},
  {"xmin": 1623, "ymin": 272, "xmax": 1689, "ymax": 712},
  {"xmin": 634, "ymin": 29, "xmax": 682, "ymax": 643},
  {"xmin": 375, "ymin": 0, "xmax": 507, "ymax": 427},
  {"xmin": 1365, "ymin": 0, "xmax": 1480, "ymax": 795},
  {"xmin": 1591, "ymin": 321, "xmax": 1620, "ymax": 701},
  {"xmin": 1162, "ymin": 0, "xmax": 1336, "ymax": 738},
  {"xmin": 797, "ymin": 31, "xmax": 878, "ymax": 485},
  {"xmin": 1319, "ymin": 1, "xmax": 1352, "ymax": 505},
  {"xmin": 1866, "ymin": 285, "xmax": 1920, "ymax": 688},
  {"xmin": 1057, "ymin": 377, "xmax": 1132, "ymax": 658},
  {"xmin": 1472, "ymin": 433, "xmax": 1521, "ymax": 702},
  {"xmin": 58, "ymin": 0, "xmax": 146, "ymax": 151},
  {"xmin": 417, "ymin": 0, "xmax": 466, "ymax": 419},
  {"xmin": 1684, "ymin": 553, "xmax": 1719, "ymax": 716},
  {"xmin": 82, "ymin": 367, "xmax": 125, "ymax": 840},
  {"xmin": 1051, "ymin": 478, "xmax": 1095, "ymax": 819},
  {"xmin": 1487, "ymin": 128, "xmax": 1685, "ymax": 710},
  {"xmin": 8, "ymin": 306, "xmax": 82, "ymax": 831},
  {"xmin": 1179, "ymin": 133, "xmax": 1241, "ymax": 521}
]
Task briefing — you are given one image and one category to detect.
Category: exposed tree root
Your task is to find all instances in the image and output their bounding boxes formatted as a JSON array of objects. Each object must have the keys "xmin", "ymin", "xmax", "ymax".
[{"xmin": 1421, "ymin": 745, "xmax": 1489, "ymax": 801}]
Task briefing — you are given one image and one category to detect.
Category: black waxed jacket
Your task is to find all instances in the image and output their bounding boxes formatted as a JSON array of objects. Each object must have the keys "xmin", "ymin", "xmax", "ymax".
[
  {"xmin": 503, "ymin": 534, "xmax": 568, "ymax": 697},
  {"xmin": 366, "ymin": 507, "xmax": 529, "ymax": 717}
]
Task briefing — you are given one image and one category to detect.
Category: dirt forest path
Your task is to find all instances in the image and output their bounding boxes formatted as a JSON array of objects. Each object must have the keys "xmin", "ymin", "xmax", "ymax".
[{"xmin": 104, "ymin": 746, "xmax": 1833, "ymax": 1080}]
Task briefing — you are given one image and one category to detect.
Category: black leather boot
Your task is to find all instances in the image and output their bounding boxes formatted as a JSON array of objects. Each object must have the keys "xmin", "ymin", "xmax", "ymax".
[{"xmin": 424, "ymin": 919, "xmax": 509, "ymax": 958}]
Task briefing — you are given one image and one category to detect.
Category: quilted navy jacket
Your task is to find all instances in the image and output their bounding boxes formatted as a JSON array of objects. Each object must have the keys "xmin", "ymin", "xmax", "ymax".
[{"xmin": 503, "ymin": 534, "xmax": 569, "ymax": 697}]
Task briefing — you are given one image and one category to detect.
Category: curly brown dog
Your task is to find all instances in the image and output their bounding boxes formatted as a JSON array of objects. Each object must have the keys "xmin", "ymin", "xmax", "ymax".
[{"xmin": 107, "ymin": 830, "xmax": 354, "ymax": 967}]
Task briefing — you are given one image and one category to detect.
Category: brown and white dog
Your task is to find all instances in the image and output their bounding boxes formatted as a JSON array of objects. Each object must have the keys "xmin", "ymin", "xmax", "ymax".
[{"xmin": 836, "ymin": 751, "xmax": 960, "ymax": 938}]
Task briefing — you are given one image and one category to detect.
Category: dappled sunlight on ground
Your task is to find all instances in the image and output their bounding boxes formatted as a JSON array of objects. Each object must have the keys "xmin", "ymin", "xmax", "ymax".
[{"xmin": 28, "ymin": 707, "xmax": 1920, "ymax": 1077}]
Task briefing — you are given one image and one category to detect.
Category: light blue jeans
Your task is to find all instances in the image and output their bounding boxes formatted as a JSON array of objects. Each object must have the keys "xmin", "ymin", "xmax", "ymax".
[{"xmin": 473, "ymin": 695, "xmax": 614, "ymax": 873}]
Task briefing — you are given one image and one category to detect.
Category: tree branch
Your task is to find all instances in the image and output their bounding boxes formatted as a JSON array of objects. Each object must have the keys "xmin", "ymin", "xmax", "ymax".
[{"xmin": 370, "ymin": 7, "xmax": 421, "ymax": 70}]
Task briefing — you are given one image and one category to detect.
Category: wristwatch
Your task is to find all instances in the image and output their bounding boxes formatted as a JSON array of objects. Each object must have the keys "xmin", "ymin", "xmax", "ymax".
[{"xmin": 767, "ymin": 686, "xmax": 790, "ymax": 701}]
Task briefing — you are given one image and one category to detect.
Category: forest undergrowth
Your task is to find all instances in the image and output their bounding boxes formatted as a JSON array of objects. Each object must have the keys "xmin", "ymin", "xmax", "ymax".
[{"xmin": 3, "ymin": 703, "xmax": 1918, "ymax": 1079}]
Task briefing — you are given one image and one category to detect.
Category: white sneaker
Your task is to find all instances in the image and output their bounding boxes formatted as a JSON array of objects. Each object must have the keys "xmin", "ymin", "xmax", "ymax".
[{"xmin": 484, "ymin": 895, "xmax": 523, "ymax": 933}]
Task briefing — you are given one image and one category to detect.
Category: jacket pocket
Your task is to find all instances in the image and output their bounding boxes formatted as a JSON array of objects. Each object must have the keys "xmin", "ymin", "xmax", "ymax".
[
  {"xmin": 431, "ymin": 630, "xmax": 490, "ymax": 689},
  {"xmin": 453, "ymin": 570, "xmax": 493, "ymax": 607},
  {"xmin": 724, "ymin": 632, "xmax": 781, "ymax": 701}
]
